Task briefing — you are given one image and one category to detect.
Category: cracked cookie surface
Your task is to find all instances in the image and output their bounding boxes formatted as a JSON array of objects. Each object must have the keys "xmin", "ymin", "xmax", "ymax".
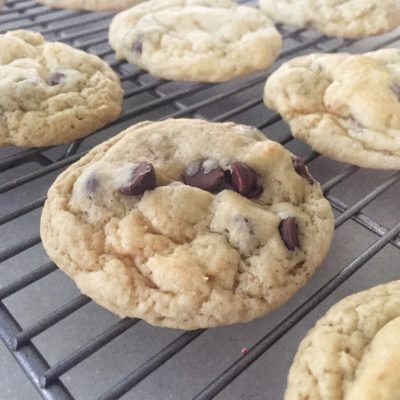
[
  {"xmin": 285, "ymin": 280, "xmax": 400, "ymax": 400},
  {"xmin": 264, "ymin": 49, "xmax": 400, "ymax": 169},
  {"xmin": 109, "ymin": 0, "xmax": 282, "ymax": 82},
  {"xmin": 37, "ymin": 0, "xmax": 147, "ymax": 11},
  {"xmin": 259, "ymin": 0, "xmax": 400, "ymax": 39},
  {"xmin": 40, "ymin": 119, "xmax": 334, "ymax": 329},
  {"xmin": 0, "ymin": 30, "xmax": 123, "ymax": 147}
]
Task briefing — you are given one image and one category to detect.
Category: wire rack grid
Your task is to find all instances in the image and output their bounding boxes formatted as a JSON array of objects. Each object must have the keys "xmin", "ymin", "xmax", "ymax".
[{"xmin": 1, "ymin": 0, "xmax": 400, "ymax": 399}]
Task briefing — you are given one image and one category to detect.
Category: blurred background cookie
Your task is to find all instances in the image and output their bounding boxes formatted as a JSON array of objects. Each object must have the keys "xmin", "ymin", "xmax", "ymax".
[
  {"xmin": 0, "ymin": 30, "xmax": 123, "ymax": 147},
  {"xmin": 37, "ymin": 0, "xmax": 147, "ymax": 11},
  {"xmin": 259, "ymin": 0, "xmax": 400, "ymax": 39},
  {"xmin": 109, "ymin": 0, "xmax": 282, "ymax": 82},
  {"xmin": 264, "ymin": 49, "xmax": 400, "ymax": 169},
  {"xmin": 285, "ymin": 280, "xmax": 400, "ymax": 400}
]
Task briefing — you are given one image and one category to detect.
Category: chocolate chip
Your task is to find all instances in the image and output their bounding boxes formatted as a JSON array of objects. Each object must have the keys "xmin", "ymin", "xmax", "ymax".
[
  {"xmin": 86, "ymin": 176, "xmax": 98, "ymax": 194},
  {"xmin": 348, "ymin": 114, "xmax": 363, "ymax": 130},
  {"xmin": 304, "ymin": 21, "xmax": 314, "ymax": 30},
  {"xmin": 279, "ymin": 217, "xmax": 299, "ymax": 251},
  {"xmin": 184, "ymin": 159, "xmax": 225, "ymax": 193},
  {"xmin": 230, "ymin": 161, "xmax": 263, "ymax": 198},
  {"xmin": 133, "ymin": 36, "xmax": 143, "ymax": 54},
  {"xmin": 292, "ymin": 156, "xmax": 314, "ymax": 185},
  {"xmin": 118, "ymin": 161, "xmax": 156, "ymax": 196},
  {"xmin": 391, "ymin": 83, "xmax": 400, "ymax": 101},
  {"xmin": 48, "ymin": 72, "xmax": 65, "ymax": 86}
]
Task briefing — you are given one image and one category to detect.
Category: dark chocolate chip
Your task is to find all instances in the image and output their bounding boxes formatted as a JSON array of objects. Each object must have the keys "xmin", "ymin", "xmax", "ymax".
[
  {"xmin": 86, "ymin": 177, "xmax": 98, "ymax": 193},
  {"xmin": 348, "ymin": 114, "xmax": 363, "ymax": 130},
  {"xmin": 133, "ymin": 36, "xmax": 143, "ymax": 54},
  {"xmin": 279, "ymin": 217, "xmax": 299, "ymax": 251},
  {"xmin": 292, "ymin": 156, "xmax": 314, "ymax": 185},
  {"xmin": 183, "ymin": 159, "xmax": 225, "ymax": 193},
  {"xmin": 48, "ymin": 72, "xmax": 65, "ymax": 86},
  {"xmin": 391, "ymin": 83, "xmax": 400, "ymax": 101},
  {"xmin": 85, "ymin": 176, "xmax": 98, "ymax": 198},
  {"xmin": 304, "ymin": 21, "xmax": 314, "ymax": 30},
  {"xmin": 118, "ymin": 161, "xmax": 156, "ymax": 196},
  {"xmin": 230, "ymin": 161, "xmax": 263, "ymax": 198}
]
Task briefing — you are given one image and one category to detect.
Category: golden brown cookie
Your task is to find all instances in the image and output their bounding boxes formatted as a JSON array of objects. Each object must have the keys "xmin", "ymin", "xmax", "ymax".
[
  {"xmin": 41, "ymin": 119, "xmax": 334, "ymax": 329},
  {"xmin": 264, "ymin": 49, "xmax": 400, "ymax": 169},
  {"xmin": 0, "ymin": 30, "xmax": 123, "ymax": 147},
  {"xmin": 109, "ymin": 0, "xmax": 281, "ymax": 82},
  {"xmin": 285, "ymin": 280, "xmax": 400, "ymax": 400},
  {"xmin": 259, "ymin": 0, "xmax": 400, "ymax": 39}
]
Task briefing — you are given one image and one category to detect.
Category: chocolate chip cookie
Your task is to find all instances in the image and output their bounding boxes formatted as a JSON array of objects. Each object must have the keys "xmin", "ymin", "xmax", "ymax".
[
  {"xmin": 264, "ymin": 49, "xmax": 400, "ymax": 169},
  {"xmin": 109, "ymin": 0, "xmax": 282, "ymax": 82},
  {"xmin": 0, "ymin": 30, "xmax": 123, "ymax": 147},
  {"xmin": 37, "ymin": 0, "xmax": 146, "ymax": 11},
  {"xmin": 41, "ymin": 119, "xmax": 334, "ymax": 329},
  {"xmin": 285, "ymin": 280, "xmax": 400, "ymax": 400},
  {"xmin": 259, "ymin": 0, "xmax": 400, "ymax": 39}
]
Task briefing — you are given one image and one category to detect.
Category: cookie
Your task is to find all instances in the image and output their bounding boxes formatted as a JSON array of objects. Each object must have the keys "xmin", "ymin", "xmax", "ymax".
[
  {"xmin": 40, "ymin": 119, "xmax": 334, "ymax": 329},
  {"xmin": 0, "ymin": 30, "xmax": 123, "ymax": 147},
  {"xmin": 264, "ymin": 49, "xmax": 400, "ymax": 169},
  {"xmin": 259, "ymin": 0, "xmax": 400, "ymax": 39},
  {"xmin": 285, "ymin": 280, "xmax": 400, "ymax": 400},
  {"xmin": 37, "ymin": 0, "xmax": 146, "ymax": 11},
  {"xmin": 109, "ymin": 0, "xmax": 282, "ymax": 82}
]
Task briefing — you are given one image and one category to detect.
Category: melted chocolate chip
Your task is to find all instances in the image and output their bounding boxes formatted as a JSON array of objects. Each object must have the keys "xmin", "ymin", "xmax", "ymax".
[
  {"xmin": 279, "ymin": 217, "xmax": 299, "ymax": 251},
  {"xmin": 391, "ymin": 83, "xmax": 400, "ymax": 101},
  {"xmin": 304, "ymin": 21, "xmax": 314, "ymax": 30},
  {"xmin": 85, "ymin": 176, "xmax": 98, "ymax": 198},
  {"xmin": 118, "ymin": 161, "xmax": 156, "ymax": 196},
  {"xmin": 292, "ymin": 156, "xmax": 314, "ymax": 185},
  {"xmin": 48, "ymin": 72, "xmax": 65, "ymax": 86},
  {"xmin": 133, "ymin": 36, "xmax": 143, "ymax": 54},
  {"xmin": 183, "ymin": 159, "xmax": 225, "ymax": 193},
  {"xmin": 348, "ymin": 114, "xmax": 363, "ymax": 130},
  {"xmin": 230, "ymin": 161, "xmax": 263, "ymax": 198}
]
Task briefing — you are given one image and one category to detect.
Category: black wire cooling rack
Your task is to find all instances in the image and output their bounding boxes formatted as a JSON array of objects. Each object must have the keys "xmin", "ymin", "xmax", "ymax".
[{"xmin": 1, "ymin": 1, "xmax": 400, "ymax": 399}]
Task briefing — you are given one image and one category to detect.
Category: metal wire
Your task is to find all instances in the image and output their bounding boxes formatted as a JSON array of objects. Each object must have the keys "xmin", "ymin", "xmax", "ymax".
[
  {"xmin": 1, "ymin": 1, "xmax": 399, "ymax": 399},
  {"xmin": 192, "ymin": 222, "xmax": 400, "ymax": 400},
  {"xmin": 40, "ymin": 318, "xmax": 141, "ymax": 388},
  {"xmin": 0, "ymin": 303, "xmax": 74, "ymax": 400},
  {"xmin": 98, "ymin": 330, "xmax": 205, "ymax": 400}
]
